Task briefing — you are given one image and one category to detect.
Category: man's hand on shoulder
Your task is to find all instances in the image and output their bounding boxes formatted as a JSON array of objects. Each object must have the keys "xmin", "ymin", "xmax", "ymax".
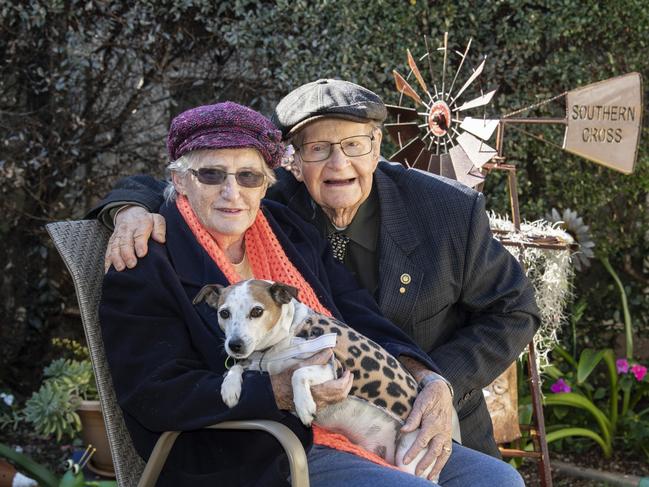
[{"xmin": 105, "ymin": 205, "xmax": 167, "ymax": 272}]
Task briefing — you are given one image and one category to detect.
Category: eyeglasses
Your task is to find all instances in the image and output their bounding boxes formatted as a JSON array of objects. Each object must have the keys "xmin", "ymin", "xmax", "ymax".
[
  {"xmin": 297, "ymin": 134, "xmax": 375, "ymax": 163},
  {"xmin": 189, "ymin": 168, "xmax": 266, "ymax": 188}
]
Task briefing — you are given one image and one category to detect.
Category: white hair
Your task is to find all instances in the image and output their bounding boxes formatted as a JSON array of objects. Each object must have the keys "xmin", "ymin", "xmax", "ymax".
[{"xmin": 163, "ymin": 149, "xmax": 277, "ymax": 203}]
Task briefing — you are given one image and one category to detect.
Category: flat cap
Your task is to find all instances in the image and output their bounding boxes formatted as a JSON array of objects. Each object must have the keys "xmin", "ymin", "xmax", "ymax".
[
  {"xmin": 272, "ymin": 79, "xmax": 387, "ymax": 138},
  {"xmin": 167, "ymin": 101, "xmax": 284, "ymax": 168}
]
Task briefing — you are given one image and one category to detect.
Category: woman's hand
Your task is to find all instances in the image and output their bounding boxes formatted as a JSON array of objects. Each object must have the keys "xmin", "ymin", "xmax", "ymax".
[
  {"xmin": 105, "ymin": 205, "xmax": 167, "ymax": 272},
  {"xmin": 400, "ymin": 380, "xmax": 454, "ymax": 481},
  {"xmin": 270, "ymin": 349, "xmax": 352, "ymax": 411}
]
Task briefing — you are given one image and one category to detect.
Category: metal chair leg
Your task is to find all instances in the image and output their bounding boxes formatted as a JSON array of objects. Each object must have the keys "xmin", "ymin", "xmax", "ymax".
[{"xmin": 136, "ymin": 420, "xmax": 309, "ymax": 487}]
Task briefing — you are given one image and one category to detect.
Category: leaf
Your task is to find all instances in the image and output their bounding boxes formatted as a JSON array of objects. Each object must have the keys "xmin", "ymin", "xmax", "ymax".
[
  {"xmin": 553, "ymin": 344, "xmax": 577, "ymax": 368},
  {"xmin": 593, "ymin": 387, "xmax": 606, "ymax": 400},
  {"xmin": 577, "ymin": 349, "xmax": 605, "ymax": 384},
  {"xmin": 544, "ymin": 392, "xmax": 612, "ymax": 445},
  {"xmin": 0, "ymin": 442, "xmax": 59, "ymax": 487},
  {"xmin": 546, "ymin": 428, "xmax": 611, "ymax": 457},
  {"xmin": 552, "ymin": 406, "xmax": 569, "ymax": 420},
  {"xmin": 543, "ymin": 364, "xmax": 564, "ymax": 380}
]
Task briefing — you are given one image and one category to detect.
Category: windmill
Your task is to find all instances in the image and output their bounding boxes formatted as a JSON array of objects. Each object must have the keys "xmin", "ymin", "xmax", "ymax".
[
  {"xmin": 386, "ymin": 34, "xmax": 643, "ymax": 228},
  {"xmin": 386, "ymin": 32, "xmax": 498, "ymax": 189},
  {"xmin": 386, "ymin": 33, "xmax": 643, "ymax": 487}
]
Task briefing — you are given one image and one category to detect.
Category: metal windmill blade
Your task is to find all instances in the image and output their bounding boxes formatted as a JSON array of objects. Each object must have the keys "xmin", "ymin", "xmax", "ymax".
[{"xmin": 386, "ymin": 33, "xmax": 499, "ymax": 189}]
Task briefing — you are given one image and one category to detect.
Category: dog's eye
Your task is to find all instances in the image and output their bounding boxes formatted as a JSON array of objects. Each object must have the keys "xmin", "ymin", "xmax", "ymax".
[
  {"xmin": 219, "ymin": 309, "xmax": 230, "ymax": 319},
  {"xmin": 249, "ymin": 306, "xmax": 264, "ymax": 318}
]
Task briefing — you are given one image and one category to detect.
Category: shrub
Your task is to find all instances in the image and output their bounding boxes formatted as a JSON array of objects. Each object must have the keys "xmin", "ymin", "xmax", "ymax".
[{"xmin": 1, "ymin": 0, "xmax": 647, "ymax": 394}]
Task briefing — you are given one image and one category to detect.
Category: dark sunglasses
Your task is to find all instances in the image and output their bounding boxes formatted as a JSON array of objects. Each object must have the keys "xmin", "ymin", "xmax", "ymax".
[{"xmin": 190, "ymin": 168, "xmax": 266, "ymax": 188}]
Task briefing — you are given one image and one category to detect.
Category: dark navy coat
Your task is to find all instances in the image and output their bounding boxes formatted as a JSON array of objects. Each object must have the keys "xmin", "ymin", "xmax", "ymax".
[{"xmin": 99, "ymin": 199, "xmax": 437, "ymax": 487}]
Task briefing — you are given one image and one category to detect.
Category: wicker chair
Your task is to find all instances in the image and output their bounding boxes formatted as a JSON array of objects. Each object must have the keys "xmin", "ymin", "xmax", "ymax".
[{"xmin": 46, "ymin": 220, "xmax": 309, "ymax": 487}]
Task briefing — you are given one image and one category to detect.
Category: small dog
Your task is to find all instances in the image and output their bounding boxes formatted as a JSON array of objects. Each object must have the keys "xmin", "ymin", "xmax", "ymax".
[{"xmin": 193, "ymin": 279, "xmax": 434, "ymax": 477}]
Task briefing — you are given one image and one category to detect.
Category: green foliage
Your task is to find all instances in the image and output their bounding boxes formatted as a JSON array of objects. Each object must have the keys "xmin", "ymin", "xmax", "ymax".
[
  {"xmin": 22, "ymin": 380, "xmax": 83, "ymax": 441},
  {"xmin": 0, "ymin": 441, "xmax": 59, "ymax": 487},
  {"xmin": 52, "ymin": 338, "xmax": 90, "ymax": 361},
  {"xmin": 27, "ymin": 357, "xmax": 95, "ymax": 440},
  {"xmin": 0, "ymin": 442, "xmax": 117, "ymax": 487},
  {"xmin": 544, "ymin": 344, "xmax": 649, "ymax": 459},
  {"xmin": 0, "ymin": 341, "xmax": 96, "ymax": 441},
  {"xmin": 619, "ymin": 412, "xmax": 649, "ymax": 459},
  {"xmin": 1, "ymin": 0, "xmax": 648, "ymax": 396},
  {"xmin": 544, "ymin": 346, "xmax": 617, "ymax": 457}
]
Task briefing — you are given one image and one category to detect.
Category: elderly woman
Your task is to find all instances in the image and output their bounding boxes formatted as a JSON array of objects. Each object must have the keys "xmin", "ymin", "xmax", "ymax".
[{"xmin": 100, "ymin": 102, "xmax": 442, "ymax": 487}]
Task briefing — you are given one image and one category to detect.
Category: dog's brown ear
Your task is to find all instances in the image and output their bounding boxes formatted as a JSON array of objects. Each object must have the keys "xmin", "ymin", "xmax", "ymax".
[
  {"xmin": 193, "ymin": 284, "xmax": 224, "ymax": 308},
  {"xmin": 268, "ymin": 282, "xmax": 298, "ymax": 305}
]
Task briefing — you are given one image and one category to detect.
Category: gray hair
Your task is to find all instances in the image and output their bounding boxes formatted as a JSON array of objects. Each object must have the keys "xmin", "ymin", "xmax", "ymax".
[{"xmin": 163, "ymin": 149, "xmax": 277, "ymax": 202}]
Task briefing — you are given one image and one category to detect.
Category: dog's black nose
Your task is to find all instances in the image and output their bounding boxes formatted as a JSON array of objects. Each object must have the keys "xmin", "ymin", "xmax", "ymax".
[{"xmin": 228, "ymin": 339, "xmax": 244, "ymax": 354}]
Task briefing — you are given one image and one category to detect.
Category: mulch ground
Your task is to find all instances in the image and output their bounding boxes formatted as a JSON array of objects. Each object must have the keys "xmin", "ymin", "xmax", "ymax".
[{"xmin": 519, "ymin": 449, "xmax": 649, "ymax": 486}]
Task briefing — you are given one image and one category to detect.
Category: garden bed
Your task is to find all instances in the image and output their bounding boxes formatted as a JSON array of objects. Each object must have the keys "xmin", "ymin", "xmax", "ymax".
[{"xmin": 520, "ymin": 450, "xmax": 648, "ymax": 486}]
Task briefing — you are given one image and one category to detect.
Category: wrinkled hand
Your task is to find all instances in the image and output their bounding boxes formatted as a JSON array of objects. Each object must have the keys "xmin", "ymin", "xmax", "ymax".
[
  {"xmin": 311, "ymin": 369, "xmax": 352, "ymax": 410},
  {"xmin": 105, "ymin": 206, "xmax": 167, "ymax": 272},
  {"xmin": 400, "ymin": 380, "xmax": 453, "ymax": 480},
  {"xmin": 270, "ymin": 349, "xmax": 353, "ymax": 411}
]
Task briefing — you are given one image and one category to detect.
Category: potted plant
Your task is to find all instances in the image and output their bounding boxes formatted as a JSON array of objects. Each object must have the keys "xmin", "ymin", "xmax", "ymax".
[{"xmin": 0, "ymin": 339, "xmax": 114, "ymax": 477}]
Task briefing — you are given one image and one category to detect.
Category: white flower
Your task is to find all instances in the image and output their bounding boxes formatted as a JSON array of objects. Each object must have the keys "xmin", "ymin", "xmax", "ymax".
[{"xmin": 0, "ymin": 392, "xmax": 14, "ymax": 406}]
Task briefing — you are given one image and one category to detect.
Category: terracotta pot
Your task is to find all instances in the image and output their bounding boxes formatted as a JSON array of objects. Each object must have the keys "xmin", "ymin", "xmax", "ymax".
[
  {"xmin": 77, "ymin": 400, "xmax": 115, "ymax": 478},
  {"xmin": 0, "ymin": 460, "xmax": 17, "ymax": 487},
  {"xmin": 0, "ymin": 460, "xmax": 37, "ymax": 487}
]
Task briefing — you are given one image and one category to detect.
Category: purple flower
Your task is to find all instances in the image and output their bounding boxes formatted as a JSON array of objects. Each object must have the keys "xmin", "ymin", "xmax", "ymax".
[
  {"xmin": 550, "ymin": 378, "xmax": 571, "ymax": 394},
  {"xmin": 616, "ymin": 358, "xmax": 629, "ymax": 374},
  {"xmin": 631, "ymin": 364, "xmax": 647, "ymax": 382}
]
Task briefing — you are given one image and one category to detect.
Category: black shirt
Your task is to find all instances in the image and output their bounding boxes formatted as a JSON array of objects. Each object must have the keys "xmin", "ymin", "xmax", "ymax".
[{"xmin": 313, "ymin": 188, "xmax": 380, "ymax": 297}]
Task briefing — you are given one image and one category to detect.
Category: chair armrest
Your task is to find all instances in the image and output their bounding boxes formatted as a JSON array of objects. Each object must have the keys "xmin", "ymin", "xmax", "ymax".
[{"xmin": 137, "ymin": 420, "xmax": 309, "ymax": 487}]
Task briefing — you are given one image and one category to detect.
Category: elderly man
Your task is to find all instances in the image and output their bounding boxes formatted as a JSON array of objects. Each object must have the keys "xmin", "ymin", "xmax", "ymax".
[{"xmin": 92, "ymin": 79, "xmax": 539, "ymax": 466}]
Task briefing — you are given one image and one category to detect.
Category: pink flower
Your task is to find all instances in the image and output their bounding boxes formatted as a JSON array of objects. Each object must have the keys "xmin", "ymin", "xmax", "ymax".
[
  {"xmin": 616, "ymin": 358, "xmax": 629, "ymax": 374},
  {"xmin": 550, "ymin": 378, "xmax": 571, "ymax": 394},
  {"xmin": 630, "ymin": 364, "xmax": 647, "ymax": 382}
]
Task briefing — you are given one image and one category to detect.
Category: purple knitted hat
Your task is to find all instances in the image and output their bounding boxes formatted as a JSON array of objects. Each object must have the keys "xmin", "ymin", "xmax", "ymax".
[{"xmin": 167, "ymin": 101, "xmax": 284, "ymax": 168}]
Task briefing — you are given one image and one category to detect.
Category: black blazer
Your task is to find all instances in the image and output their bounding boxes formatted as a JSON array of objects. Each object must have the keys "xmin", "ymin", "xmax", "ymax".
[
  {"xmin": 99, "ymin": 199, "xmax": 436, "ymax": 487},
  {"xmin": 267, "ymin": 162, "xmax": 540, "ymax": 455}
]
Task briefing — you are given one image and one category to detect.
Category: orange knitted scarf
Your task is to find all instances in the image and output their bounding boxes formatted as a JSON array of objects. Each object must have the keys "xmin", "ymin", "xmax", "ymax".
[
  {"xmin": 176, "ymin": 195, "xmax": 393, "ymax": 469},
  {"xmin": 176, "ymin": 195, "xmax": 330, "ymax": 316}
]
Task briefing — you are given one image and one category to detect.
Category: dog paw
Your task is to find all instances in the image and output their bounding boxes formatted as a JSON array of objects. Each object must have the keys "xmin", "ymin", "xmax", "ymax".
[
  {"xmin": 221, "ymin": 365, "xmax": 243, "ymax": 408},
  {"xmin": 294, "ymin": 393, "xmax": 317, "ymax": 426}
]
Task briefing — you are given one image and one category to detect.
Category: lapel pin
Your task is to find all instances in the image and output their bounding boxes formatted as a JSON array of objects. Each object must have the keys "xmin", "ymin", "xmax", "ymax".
[
  {"xmin": 400, "ymin": 273, "xmax": 411, "ymax": 285},
  {"xmin": 399, "ymin": 287, "xmax": 406, "ymax": 294}
]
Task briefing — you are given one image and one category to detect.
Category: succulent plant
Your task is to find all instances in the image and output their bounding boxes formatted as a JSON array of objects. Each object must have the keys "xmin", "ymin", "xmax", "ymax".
[
  {"xmin": 23, "ymin": 381, "xmax": 82, "ymax": 441},
  {"xmin": 16, "ymin": 357, "xmax": 98, "ymax": 441}
]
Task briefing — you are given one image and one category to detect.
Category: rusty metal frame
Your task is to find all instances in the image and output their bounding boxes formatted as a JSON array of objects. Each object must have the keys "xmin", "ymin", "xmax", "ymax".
[{"xmin": 484, "ymin": 118, "xmax": 569, "ymax": 487}]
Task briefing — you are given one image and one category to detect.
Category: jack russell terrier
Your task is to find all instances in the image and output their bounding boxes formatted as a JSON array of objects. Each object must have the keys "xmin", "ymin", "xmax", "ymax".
[{"xmin": 193, "ymin": 279, "xmax": 441, "ymax": 478}]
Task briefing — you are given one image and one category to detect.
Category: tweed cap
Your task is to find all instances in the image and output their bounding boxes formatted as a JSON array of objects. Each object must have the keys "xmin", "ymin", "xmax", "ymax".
[
  {"xmin": 272, "ymin": 79, "xmax": 387, "ymax": 138},
  {"xmin": 167, "ymin": 101, "xmax": 284, "ymax": 168}
]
